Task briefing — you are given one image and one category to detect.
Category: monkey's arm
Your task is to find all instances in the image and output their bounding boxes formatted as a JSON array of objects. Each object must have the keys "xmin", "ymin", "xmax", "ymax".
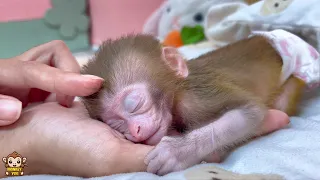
[{"xmin": 145, "ymin": 103, "xmax": 266, "ymax": 175}]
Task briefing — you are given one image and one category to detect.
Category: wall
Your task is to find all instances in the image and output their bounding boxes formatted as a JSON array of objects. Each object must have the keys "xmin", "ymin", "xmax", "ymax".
[
  {"xmin": 0, "ymin": 0, "xmax": 51, "ymax": 22},
  {"xmin": 89, "ymin": 0, "xmax": 164, "ymax": 46},
  {"xmin": 0, "ymin": 0, "xmax": 90, "ymax": 58}
]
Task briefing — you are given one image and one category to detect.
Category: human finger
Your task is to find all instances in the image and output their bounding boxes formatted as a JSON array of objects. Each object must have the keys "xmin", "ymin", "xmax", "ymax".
[
  {"xmin": 18, "ymin": 40, "xmax": 80, "ymax": 73},
  {"xmin": 17, "ymin": 40, "xmax": 82, "ymax": 106},
  {"xmin": 0, "ymin": 60, "xmax": 103, "ymax": 97},
  {"xmin": 0, "ymin": 94, "xmax": 22, "ymax": 126},
  {"xmin": 0, "ymin": 86, "xmax": 30, "ymax": 107}
]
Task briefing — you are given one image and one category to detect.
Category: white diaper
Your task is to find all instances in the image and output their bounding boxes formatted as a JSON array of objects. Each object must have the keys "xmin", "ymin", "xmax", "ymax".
[{"xmin": 251, "ymin": 29, "xmax": 320, "ymax": 89}]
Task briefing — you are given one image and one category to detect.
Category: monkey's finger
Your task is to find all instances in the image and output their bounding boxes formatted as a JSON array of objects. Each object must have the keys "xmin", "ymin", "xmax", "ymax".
[
  {"xmin": 156, "ymin": 159, "xmax": 176, "ymax": 176},
  {"xmin": 147, "ymin": 157, "xmax": 164, "ymax": 174},
  {"xmin": 0, "ymin": 59, "xmax": 103, "ymax": 97},
  {"xmin": 0, "ymin": 94, "xmax": 22, "ymax": 126},
  {"xmin": 144, "ymin": 148, "xmax": 159, "ymax": 165},
  {"xmin": 146, "ymin": 149, "xmax": 171, "ymax": 174}
]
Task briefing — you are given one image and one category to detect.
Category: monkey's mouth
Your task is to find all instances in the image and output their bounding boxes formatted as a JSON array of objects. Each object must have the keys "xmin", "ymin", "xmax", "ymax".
[{"xmin": 142, "ymin": 127, "xmax": 165, "ymax": 145}]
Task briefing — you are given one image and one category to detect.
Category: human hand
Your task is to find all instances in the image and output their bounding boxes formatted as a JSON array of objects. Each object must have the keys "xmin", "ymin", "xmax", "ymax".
[
  {"xmin": 0, "ymin": 40, "xmax": 103, "ymax": 126},
  {"xmin": 0, "ymin": 99, "xmax": 154, "ymax": 178},
  {"xmin": 0, "ymin": 100, "xmax": 287, "ymax": 178}
]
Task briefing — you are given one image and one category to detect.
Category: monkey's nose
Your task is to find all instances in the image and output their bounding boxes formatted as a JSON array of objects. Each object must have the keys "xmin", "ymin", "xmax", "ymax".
[
  {"xmin": 127, "ymin": 122, "xmax": 157, "ymax": 142},
  {"xmin": 127, "ymin": 124, "xmax": 148, "ymax": 142},
  {"xmin": 131, "ymin": 125, "xmax": 142, "ymax": 139}
]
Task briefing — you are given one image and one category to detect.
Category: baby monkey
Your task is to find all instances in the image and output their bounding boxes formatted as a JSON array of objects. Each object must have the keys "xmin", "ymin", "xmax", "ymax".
[{"xmin": 80, "ymin": 30, "xmax": 320, "ymax": 175}]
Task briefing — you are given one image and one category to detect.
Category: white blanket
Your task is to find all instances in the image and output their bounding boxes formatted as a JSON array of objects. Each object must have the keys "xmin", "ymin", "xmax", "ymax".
[{"xmin": 4, "ymin": 45, "xmax": 320, "ymax": 180}]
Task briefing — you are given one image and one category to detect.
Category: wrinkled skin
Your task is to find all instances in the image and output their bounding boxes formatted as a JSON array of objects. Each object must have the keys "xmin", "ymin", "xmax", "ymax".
[
  {"xmin": 88, "ymin": 40, "xmax": 291, "ymax": 176},
  {"xmin": 98, "ymin": 83, "xmax": 289, "ymax": 175},
  {"xmin": 0, "ymin": 40, "xmax": 103, "ymax": 126},
  {"xmin": 101, "ymin": 84, "xmax": 173, "ymax": 145},
  {"xmin": 0, "ymin": 40, "xmax": 154, "ymax": 178},
  {"xmin": 0, "ymin": 98, "xmax": 154, "ymax": 178},
  {"xmin": 100, "ymin": 82, "xmax": 289, "ymax": 175}
]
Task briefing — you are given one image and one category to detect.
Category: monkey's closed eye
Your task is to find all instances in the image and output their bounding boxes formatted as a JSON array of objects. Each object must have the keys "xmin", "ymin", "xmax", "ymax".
[{"xmin": 123, "ymin": 91, "xmax": 144, "ymax": 113}]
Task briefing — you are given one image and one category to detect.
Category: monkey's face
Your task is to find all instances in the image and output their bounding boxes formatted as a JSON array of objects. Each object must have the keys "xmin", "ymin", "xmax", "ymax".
[
  {"xmin": 7, "ymin": 157, "xmax": 22, "ymax": 167},
  {"xmin": 80, "ymin": 34, "xmax": 188, "ymax": 145},
  {"xmin": 100, "ymin": 83, "xmax": 173, "ymax": 145}
]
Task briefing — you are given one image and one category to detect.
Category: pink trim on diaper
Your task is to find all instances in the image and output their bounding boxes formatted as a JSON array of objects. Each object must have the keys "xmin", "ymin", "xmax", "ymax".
[{"xmin": 252, "ymin": 29, "xmax": 320, "ymax": 89}]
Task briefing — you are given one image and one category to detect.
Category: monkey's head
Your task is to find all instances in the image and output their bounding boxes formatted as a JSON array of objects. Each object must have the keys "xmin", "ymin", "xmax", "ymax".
[{"xmin": 80, "ymin": 34, "xmax": 189, "ymax": 145}]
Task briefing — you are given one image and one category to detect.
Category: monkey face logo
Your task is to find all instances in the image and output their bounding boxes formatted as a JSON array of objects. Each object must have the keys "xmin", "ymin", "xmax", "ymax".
[
  {"xmin": 2, "ymin": 151, "xmax": 27, "ymax": 176},
  {"xmin": 7, "ymin": 156, "xmax": 23, "ymax": 167}
]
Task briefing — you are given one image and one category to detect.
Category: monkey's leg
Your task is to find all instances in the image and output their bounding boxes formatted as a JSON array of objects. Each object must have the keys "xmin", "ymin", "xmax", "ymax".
[
  {"xmin": 145, "ymin": 102, "xmax": 266, "ymax": 175},
  {"xmin": 204, "ymin": 110, "xmax": 291, "ymax": 163},
  {"xmin": 272, "ymin": 76, "xmax": 306, "ymax": 116}
]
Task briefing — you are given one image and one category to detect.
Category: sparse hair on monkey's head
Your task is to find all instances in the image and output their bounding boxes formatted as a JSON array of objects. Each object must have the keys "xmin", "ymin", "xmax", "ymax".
[
  {"xmin": 82, "ymin": 33, "xmax": 182, "ymax": 93},
  {"xmin": 80, "ymin": 34, "xmax": 184, "ymax": 117}
]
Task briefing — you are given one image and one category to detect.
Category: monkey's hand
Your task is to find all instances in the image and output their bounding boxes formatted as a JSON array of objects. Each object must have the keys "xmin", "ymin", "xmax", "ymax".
[{"xmin": 144, "ymin": 135, "xmax": 202, "ymax": 176}]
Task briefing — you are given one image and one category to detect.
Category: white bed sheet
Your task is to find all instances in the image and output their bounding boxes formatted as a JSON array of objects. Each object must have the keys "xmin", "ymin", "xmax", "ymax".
[{"xmin": 3, "ymin": 45, "xmax": 320, "ymax": 180}]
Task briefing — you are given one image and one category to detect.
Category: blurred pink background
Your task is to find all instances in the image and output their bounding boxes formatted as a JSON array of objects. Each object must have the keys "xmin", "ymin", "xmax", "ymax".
[
  {"xmin": 0, "ymin": 0, "xmax": 164, "ymax": 46},
  {"xmin": 89, "ymin": 0, "xmax": 164, "ymax": 46},
  {"xmin": 0, "ymin": 0, "xmax": 51, "ymax": 22}
]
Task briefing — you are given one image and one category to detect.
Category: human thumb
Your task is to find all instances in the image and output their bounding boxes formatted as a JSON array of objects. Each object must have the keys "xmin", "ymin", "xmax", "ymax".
[{"xmin": 0, "ymin": 94, "xmax": 22, "ymax": 126}]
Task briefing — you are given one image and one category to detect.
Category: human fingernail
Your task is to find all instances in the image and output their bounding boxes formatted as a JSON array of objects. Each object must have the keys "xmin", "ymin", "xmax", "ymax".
[
  {"xmin": 0, "ymin": 99, "xmax": 22, "ymax": 121},
  {"xmin": 81, "ymin": 75, "xmax": 104, "ymax": 81},
  {"xmin": 64, "ymin": 96, "xmax": 75, "ymax": 108},
  {"xmin": 81, "ymin": 75, "xmax": 104, "ymax": 89}
]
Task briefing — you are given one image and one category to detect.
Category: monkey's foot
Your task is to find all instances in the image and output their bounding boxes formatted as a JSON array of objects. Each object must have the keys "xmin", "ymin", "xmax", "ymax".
[
  {"xmin": 144, "ymin": 136, "xmax": 201, "ymax": 176},
  {"xmin": 256, "ymin": 109, "xmax": 290, "ymax": 137},
  {"xmin": 203, "ymin": 151, "xmax": 225, "ymax": 163}
]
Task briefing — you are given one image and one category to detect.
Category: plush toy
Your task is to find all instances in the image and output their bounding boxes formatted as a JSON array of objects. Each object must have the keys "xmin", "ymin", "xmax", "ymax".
[
  {"xmin": 143, "ymin": 0, "xmax": 215, "ymax": 47},
  {"xmin": 205, "ymin": 0, "xmax": 320, "ymax": 50},
  {"xmin": 142, "ymin": 0, "xmax": 249, "ymax": 47}
]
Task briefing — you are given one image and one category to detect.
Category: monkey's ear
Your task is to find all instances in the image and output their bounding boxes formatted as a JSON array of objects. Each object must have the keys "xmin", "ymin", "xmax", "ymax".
[
  {"xmin": 2, "ymin": 157, "xmax": 6, "ymax": 163},
  {"xmin": 162, "ymin": 47, "xmax": 189, "ymax": 78},
  {"xmin": 22, "ymin": 157, "xmax": 26, "ymax": 163}
]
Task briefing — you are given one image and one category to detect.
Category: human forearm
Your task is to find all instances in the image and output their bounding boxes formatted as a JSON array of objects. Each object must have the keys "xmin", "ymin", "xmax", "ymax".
[{"xmin": 114, "ymin": 142, "xmax": 153, "ymax": 174}]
